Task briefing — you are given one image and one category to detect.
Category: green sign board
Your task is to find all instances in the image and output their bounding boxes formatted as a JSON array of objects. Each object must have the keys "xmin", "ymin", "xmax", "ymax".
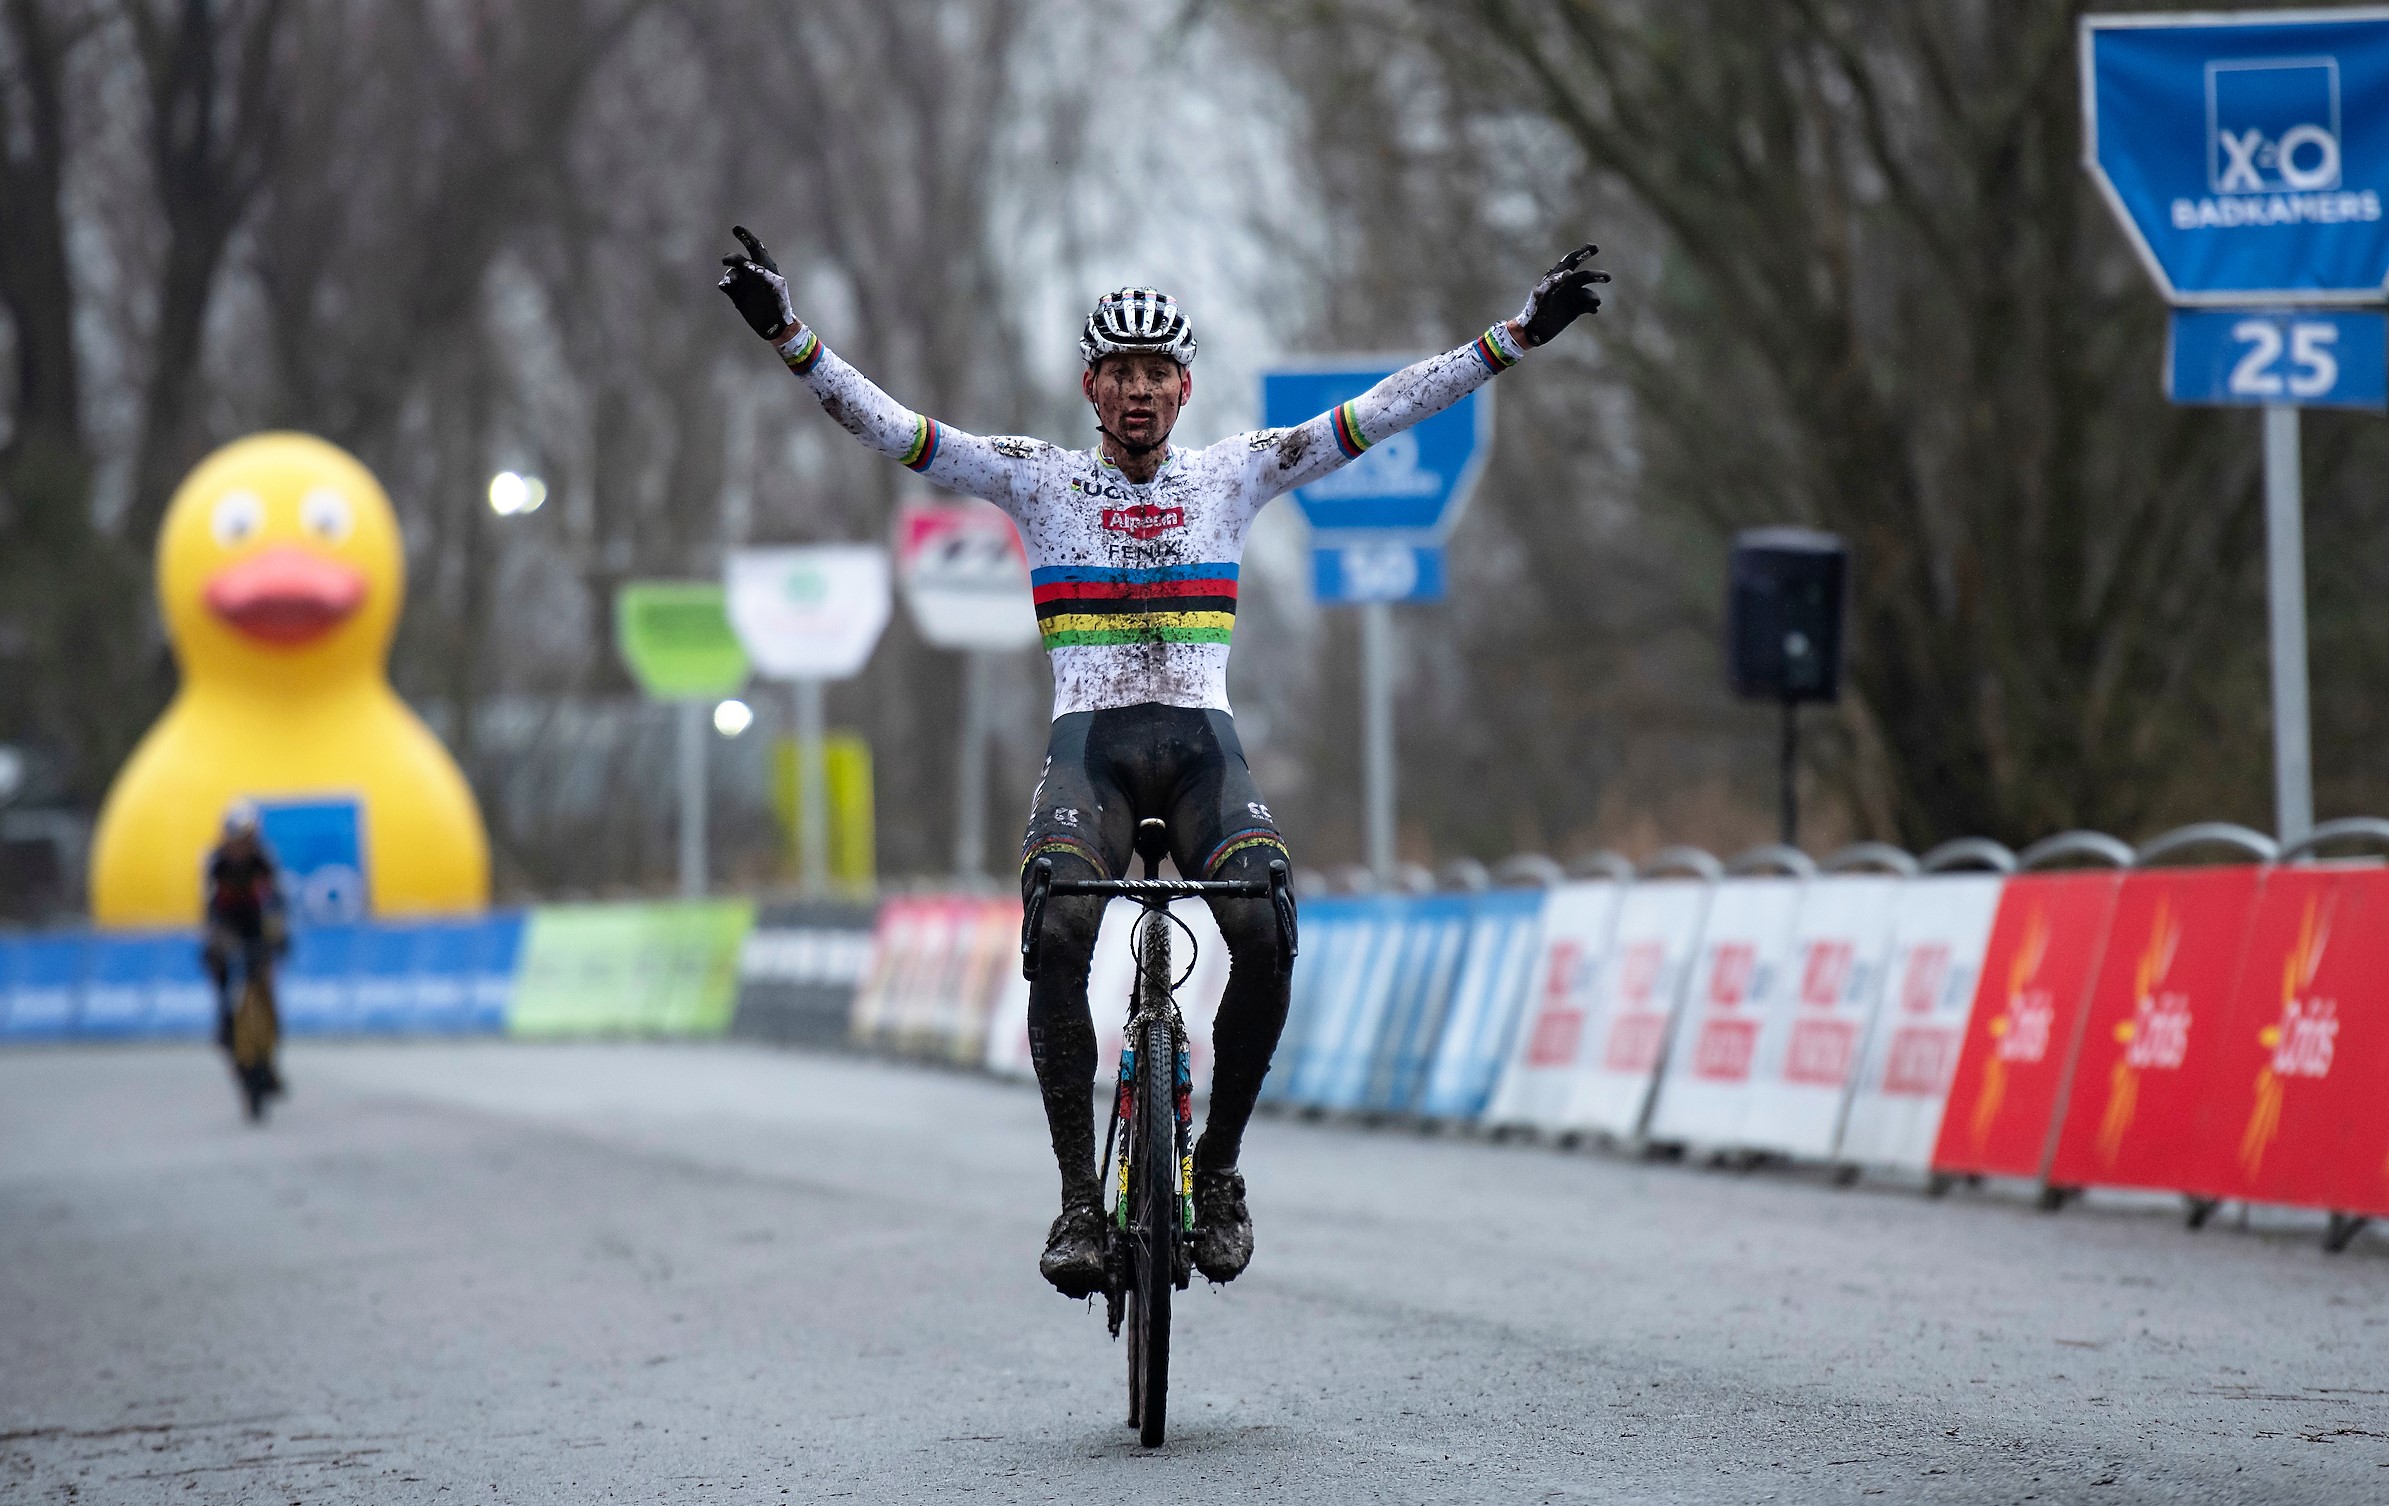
[
  {"xmin": 506, "ymin": 899, "xmax": 755, "ymax": 1037},
  {"xmin": 615, "ymin": 581, "xmax": 750, "ymax": 699}
]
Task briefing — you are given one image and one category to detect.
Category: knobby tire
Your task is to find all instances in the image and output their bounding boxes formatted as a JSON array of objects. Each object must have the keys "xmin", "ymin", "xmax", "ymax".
[{"xmin": 1125, "ymin": 910, "xmax": 1177, "ymax": 1447}]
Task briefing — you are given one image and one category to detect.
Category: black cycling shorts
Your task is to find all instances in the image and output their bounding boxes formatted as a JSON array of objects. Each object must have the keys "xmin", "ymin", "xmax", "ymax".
[{"xmin": 1020, "ymin": 703, "xmax": 1289, "ymax": 883}]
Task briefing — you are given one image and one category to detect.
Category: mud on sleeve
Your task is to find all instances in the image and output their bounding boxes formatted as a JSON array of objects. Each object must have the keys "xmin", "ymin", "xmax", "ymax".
[
  {"xmin": 774, "ymin": 324, "xmax": 1035, "ymax": 510},
  {"xmin": 1252, "ymin": 322, "xmax": 1527, "ymax": 499}
]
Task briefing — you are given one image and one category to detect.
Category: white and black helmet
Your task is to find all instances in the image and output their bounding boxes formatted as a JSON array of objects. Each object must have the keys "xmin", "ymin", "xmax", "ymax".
[{"xmin": 1080, "ymin": 287, "xmax": 1197, "ymax": 368}]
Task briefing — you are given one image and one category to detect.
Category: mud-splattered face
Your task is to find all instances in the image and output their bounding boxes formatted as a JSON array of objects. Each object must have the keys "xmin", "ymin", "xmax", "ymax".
[{"xmin": 1082, "ymin": 353, "xmax": 1190, "ymax": 451}]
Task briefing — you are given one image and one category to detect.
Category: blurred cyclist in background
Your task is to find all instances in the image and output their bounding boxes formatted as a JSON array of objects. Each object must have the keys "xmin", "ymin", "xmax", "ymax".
[
  {"xmin": 203, "ymin": 803, "xmax": 287, "ymax": 1100},
  {"xmin": 719, "ymin": 229, "xmax": 1607, "ymax": 1296}
]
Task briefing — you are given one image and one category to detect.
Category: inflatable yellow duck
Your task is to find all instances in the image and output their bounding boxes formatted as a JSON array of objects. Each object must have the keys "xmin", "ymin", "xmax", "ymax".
[{"xmin": 90, "ymin": 433, "xmax": 489, "ymax": 926}]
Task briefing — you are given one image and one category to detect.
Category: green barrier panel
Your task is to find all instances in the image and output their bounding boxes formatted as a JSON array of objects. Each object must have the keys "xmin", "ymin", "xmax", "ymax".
[{"xmin": 507, "ymin": 899, "xmax": 755, "ymax": 1037}]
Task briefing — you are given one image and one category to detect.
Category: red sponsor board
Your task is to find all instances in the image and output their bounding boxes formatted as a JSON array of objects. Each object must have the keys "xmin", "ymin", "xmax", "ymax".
[
  {"xmin": 1929, "ymin": 871, "xmax": 2123, "ymax": 1178},
  {"xmin": 2183, "ymin": 867, "xmax": 2389, "ymax": 1216},
  {"xmin": 2044, "ymin": 867, "xmax": 2262, "ymax": 1193}
]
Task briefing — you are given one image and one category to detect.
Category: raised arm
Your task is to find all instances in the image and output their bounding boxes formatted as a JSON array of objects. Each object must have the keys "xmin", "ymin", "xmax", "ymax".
[
  {"xmin": 717, "ymin": 227, "xmax": 1048, "ymax": 510},
  {"xmin": 1253, "ymin": 245, "xmax": 1608, "ymax": 499}
]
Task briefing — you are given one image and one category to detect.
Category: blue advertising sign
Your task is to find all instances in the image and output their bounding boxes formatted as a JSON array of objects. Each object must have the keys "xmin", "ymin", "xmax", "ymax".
[
  {"xmin": 2083, "ymin": 11, "xmax": 2389, "ymax": 303},
  {"xmin": 2168, "ymin": 307, "xmax": 2389, "ymax": 409},
  {"xmin": 1259, "ymin": 361, "xmax": 1491, "ymax": 541},
  {"xmin": 1312, "ymin": 542, "xmax": 1446, "ymax": 604},
  {"xmin": 256, "ymin": 796, "xmax": 369, "ymax": 926}
]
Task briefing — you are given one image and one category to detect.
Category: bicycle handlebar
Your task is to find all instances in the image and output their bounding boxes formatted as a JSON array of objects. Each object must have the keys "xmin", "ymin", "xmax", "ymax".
[
  {"xmin": 1021, "ymin": 855, "xmax": 1298, "ymax": 981},
  {"xmin": 1048, "ymin": 877, "xmax": 1272, "ymax": 898}
]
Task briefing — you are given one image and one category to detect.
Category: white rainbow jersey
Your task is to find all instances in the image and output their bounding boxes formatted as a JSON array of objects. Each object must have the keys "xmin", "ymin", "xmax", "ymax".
[{"xmin": 772, "ymin": 321, "xmax": 1529, "ymax": 718}]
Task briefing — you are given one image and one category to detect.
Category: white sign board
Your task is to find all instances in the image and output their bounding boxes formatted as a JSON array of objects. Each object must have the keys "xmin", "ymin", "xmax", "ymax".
[
  {"xmin": 1556, "ymin": 879, "xmax": 1714, "ymax": 1140},
  {"xmin": 725, "ymin": 545, "xmax": 892, "ymax": 681},
  {"xmin": 1836, "ymin": 874, "xmax": 2006, "ymax": 1171},
  {"xmin": 1646, "ymin": 877, "xmax": 1808, "ymax": 1148},
  {"xmin": 1740, "ymin": 873, "xmax": 1909, "ymax": 1159},
  {"xmin": 894, "ymin": 499, "xmax": 1040, "ymax": 651},
  {"xmin": 1483, "ymin": 881, "xmax": 1623, "ymax": 1130}
]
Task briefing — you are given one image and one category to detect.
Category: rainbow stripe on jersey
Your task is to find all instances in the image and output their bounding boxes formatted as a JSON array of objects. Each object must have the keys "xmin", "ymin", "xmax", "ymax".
[
  {"xmin": 1329, "ymin": 400, "xmax": 1372, "ymax": 460},
  {"xmin": 1033, "ymin": 563, "xmax": 1238, "ymax": 648},
  {"xmin": 899, "ymin": 415, "xmax": 945, "ymax": 473}
]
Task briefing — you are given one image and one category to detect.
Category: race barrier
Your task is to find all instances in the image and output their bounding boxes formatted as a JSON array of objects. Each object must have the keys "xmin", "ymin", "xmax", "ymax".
[
  {"xmin": 17, "ymin": 816, "xmax": 2389, "ymax": 1245},
  {"xmin": 0, "ymin": 900, "xmax": 763, "ymax": 1041}
]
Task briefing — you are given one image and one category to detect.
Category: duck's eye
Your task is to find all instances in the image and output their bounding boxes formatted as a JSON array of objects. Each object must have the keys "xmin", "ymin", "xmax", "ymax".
[
  {"xmin": 300, "ymin": 488, "xmax": 353, "ymax": 543},
  {"xmin": 210, "ymin": 490, "xmax": 265, "ymax": 547}
]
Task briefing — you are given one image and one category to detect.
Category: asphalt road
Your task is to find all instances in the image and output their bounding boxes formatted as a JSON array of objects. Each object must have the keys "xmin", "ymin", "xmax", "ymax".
[{"xmin": 3, "ymin": 1041, "xmax": 2385, "ymax": 1504}]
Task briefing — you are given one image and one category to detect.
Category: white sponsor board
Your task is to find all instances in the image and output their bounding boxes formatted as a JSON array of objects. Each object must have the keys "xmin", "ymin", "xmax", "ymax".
[
  {"xmin": 894, "ymin": 499, "xmax": 1040, "ymax": 650},
  {"xmin": 1835, "ymin": 874, "xmax": 2006, "ymax": 1170},
  {"xmin": 1645, "ymin": 877, "xmax": 1807, "ymax": 1146},
  {"xmin": 1482, "ymin": 881, "xmax": 1624, "ymax": 1129},
  {"xmin": 1737, "ymin": 873, "xmax": 1909, "ymax": 1159},
  {"xmin": 725, "ymin": 545, "xmax": 893, "ymax": 681},
  {"xmin": 1556, "ymin": 879, "xmax": 1714, "ymax": 1139}
]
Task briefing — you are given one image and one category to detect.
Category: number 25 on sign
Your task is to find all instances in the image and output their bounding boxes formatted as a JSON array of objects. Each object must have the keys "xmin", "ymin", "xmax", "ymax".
[{"xmin": 2167, "ymin": 307, "xmax": 2389, "ymax": 410}]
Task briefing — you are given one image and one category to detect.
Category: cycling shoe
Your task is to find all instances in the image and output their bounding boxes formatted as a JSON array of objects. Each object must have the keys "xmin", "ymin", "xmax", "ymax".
[
  {"xmin": 1040, "ymin": 1202, "xmax": 1108, "ymax": 1298},
  {"xmin": 1192, "ymin": 1167, "xmax": 1253, "ymax": 1282}
]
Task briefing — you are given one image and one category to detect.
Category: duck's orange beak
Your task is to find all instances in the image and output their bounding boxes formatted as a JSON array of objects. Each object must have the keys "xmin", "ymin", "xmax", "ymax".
[{"xmin": 204, "ymin": 546, "xmax": 367, "ymax": 645}]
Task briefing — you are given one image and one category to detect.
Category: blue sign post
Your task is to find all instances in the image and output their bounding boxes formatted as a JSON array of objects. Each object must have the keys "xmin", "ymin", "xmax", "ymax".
[
  {"xmin": 1260, "ymin": 361, "xmax": 1493, "ymax": 881},
  {"xmin": 2084, "ymin": 10, "xmax": 2389, "ymax": 845}
]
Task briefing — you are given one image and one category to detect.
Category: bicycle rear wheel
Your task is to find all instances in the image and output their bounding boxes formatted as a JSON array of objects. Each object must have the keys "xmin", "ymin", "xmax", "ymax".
[
  {"xmin": 1125, "ymin": 1012, "xmax": 1177, "ymax": 1446},
  {"xmin": 231, "ymin": 978, "xmax": 277, "ymax": 1122}
]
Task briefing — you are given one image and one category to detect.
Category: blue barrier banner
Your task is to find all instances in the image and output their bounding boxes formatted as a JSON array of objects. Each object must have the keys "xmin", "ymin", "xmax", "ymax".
[
  {"xmin": 1285, "ymin": 897, "xmax": 1408, "ymax": 1106},
  {"xmin": 1418, "ymin": 889, "xmax": 1551, "ymax": 1120},
  {"xmin": 2, "ymin": 911, "xmax": 529, "ymax": 1044},
  {"xmin": 281, "ymin": 924, "xmax": 360, "ymax": 1035},
  {"xmin": 1, "ymin": 935, "xmax": 86, "ymax": 1039},
  {"xmin": 1265, "ymin": 896, "xmax": 1369, "ymax": 1105},
  {"xmin": 1363, "ymin": 895, "xmax": 1474, "ymax": 1114}
]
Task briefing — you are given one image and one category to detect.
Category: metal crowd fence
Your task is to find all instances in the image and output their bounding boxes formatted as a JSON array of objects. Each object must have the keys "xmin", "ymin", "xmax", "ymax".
[
  {"xmin": 855, "ymin": 817, "xmax": 2389, "ymax": 1254},
  {"xmin": 11, "ymin": 818, "xmax": 2389, "ymax": 1250}
]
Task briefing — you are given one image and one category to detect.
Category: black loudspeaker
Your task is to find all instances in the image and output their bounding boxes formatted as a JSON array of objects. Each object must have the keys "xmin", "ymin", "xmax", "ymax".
[{"xmin": 1727, "ymin": 528, "xmax": 1847, "ymax": 704}]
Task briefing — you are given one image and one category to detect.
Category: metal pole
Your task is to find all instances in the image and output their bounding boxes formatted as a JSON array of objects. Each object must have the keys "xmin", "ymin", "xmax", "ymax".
[
  {"xmin": 677, "ymin": 698, "xmax": 706, "ymax": 898},
  {"xmin": 795, "ymin": 676, "xmax": 829, "ymax": 895},
  {"xmin": 2263, "ymin": 404, "xmax": 2314, "ymax": 848},
  {"xmin": 954, "ymin": 651, "xmax": 990, "ymax": 880},
  {"xmin": 1362, "ymin": 600, "xmax": 1396, "ymax": 886},
  {"xmin": 1779, "ymin": 698, "xmax": 1799, "ymax": 849}
]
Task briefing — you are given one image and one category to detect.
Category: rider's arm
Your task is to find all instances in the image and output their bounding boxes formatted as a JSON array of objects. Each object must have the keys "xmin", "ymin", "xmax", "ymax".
[
  {"xmin": 1247, "ymin": 245, "xmax": 1607, "ymax": 499},
  {"xmin": 1253, "ymin": 326, "xmax": 1526, "ymax": 498},
  {"xmin": 717, "ymin": 227, "xmax": 1043, "ymax": 512},
  {"xmin": 773, "ymin": 327, "xmax": 1044, "ymax": 510}
]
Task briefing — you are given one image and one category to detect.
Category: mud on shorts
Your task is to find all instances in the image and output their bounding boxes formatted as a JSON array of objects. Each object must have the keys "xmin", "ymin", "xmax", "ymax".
[{"xmin": 1019, "ymin": 702, "xmax": 1289, "ymax": 885}]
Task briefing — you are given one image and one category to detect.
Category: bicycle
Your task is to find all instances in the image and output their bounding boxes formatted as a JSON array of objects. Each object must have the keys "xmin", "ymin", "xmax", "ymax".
[
  {"xmin": 217, "ymin": 939, "xmax": 280, "ymax": 1123},
  {"xmin": 1022, "ymin": 817, "xmax": 1296, "ymax": 1448}
]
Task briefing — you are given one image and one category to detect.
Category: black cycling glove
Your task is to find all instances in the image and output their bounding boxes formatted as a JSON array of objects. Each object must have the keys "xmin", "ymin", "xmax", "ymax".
[
  {"xmin": 1512, "ymin": 244, "xmax": 1610, "ymax": 347},
  {"xmin": 718, "ymin": 225, "xmax": 800, "ymax": 342}
]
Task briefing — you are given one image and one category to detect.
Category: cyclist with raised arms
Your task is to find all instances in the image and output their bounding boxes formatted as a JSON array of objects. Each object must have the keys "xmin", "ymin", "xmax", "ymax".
[{"xmin": 718, "ymin": 230, "xmax": 1607, "ymax": 1297}]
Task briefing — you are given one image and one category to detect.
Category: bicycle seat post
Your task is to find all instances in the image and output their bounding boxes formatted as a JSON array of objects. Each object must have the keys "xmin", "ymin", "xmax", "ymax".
[{"xmin": 1134, "ymin": 818, "xmax": 1169, "ymax": 883}]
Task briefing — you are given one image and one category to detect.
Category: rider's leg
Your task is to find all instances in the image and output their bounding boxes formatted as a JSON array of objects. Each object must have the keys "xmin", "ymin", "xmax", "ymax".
[
  {"xmin": 1019, "ymin": 712, "xmax": 1136, "ymax": 1295},
  {"xmin": 1023, "ymin": 874, "xmax": 1105, "ymax": 1208},
  {"xmin": 1193, "ymin": 841, "xmax": 1291, "ymax": 1174},
  {"xmin": 1172, "ymin": 710, "xmax": 1293, "ymax": 1177}
]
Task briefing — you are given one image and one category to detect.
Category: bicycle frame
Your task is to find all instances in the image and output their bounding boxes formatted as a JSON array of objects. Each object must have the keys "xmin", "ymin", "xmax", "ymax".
[{"xmin": 1019, "ymin": 824, "xmax": 1297, "ymax": 1446}]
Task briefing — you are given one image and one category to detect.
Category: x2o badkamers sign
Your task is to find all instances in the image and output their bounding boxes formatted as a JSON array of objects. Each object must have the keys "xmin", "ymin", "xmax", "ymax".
[{"xmin": 2085, "ymin": 11, "xmax": 2389, "ymax": 303}]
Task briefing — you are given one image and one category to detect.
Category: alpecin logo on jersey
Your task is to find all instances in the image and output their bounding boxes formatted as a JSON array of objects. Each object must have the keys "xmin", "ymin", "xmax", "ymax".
[{"xmin": 1100, "ymin": 504, "xmax": 1185, "ymax": 540}]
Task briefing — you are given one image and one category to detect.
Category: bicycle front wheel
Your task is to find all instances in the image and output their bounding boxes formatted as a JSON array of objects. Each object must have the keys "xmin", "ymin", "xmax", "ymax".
[{"xmin": 1126, "ymin": 1012, "xmax": 1177, "ymax": 1447}]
